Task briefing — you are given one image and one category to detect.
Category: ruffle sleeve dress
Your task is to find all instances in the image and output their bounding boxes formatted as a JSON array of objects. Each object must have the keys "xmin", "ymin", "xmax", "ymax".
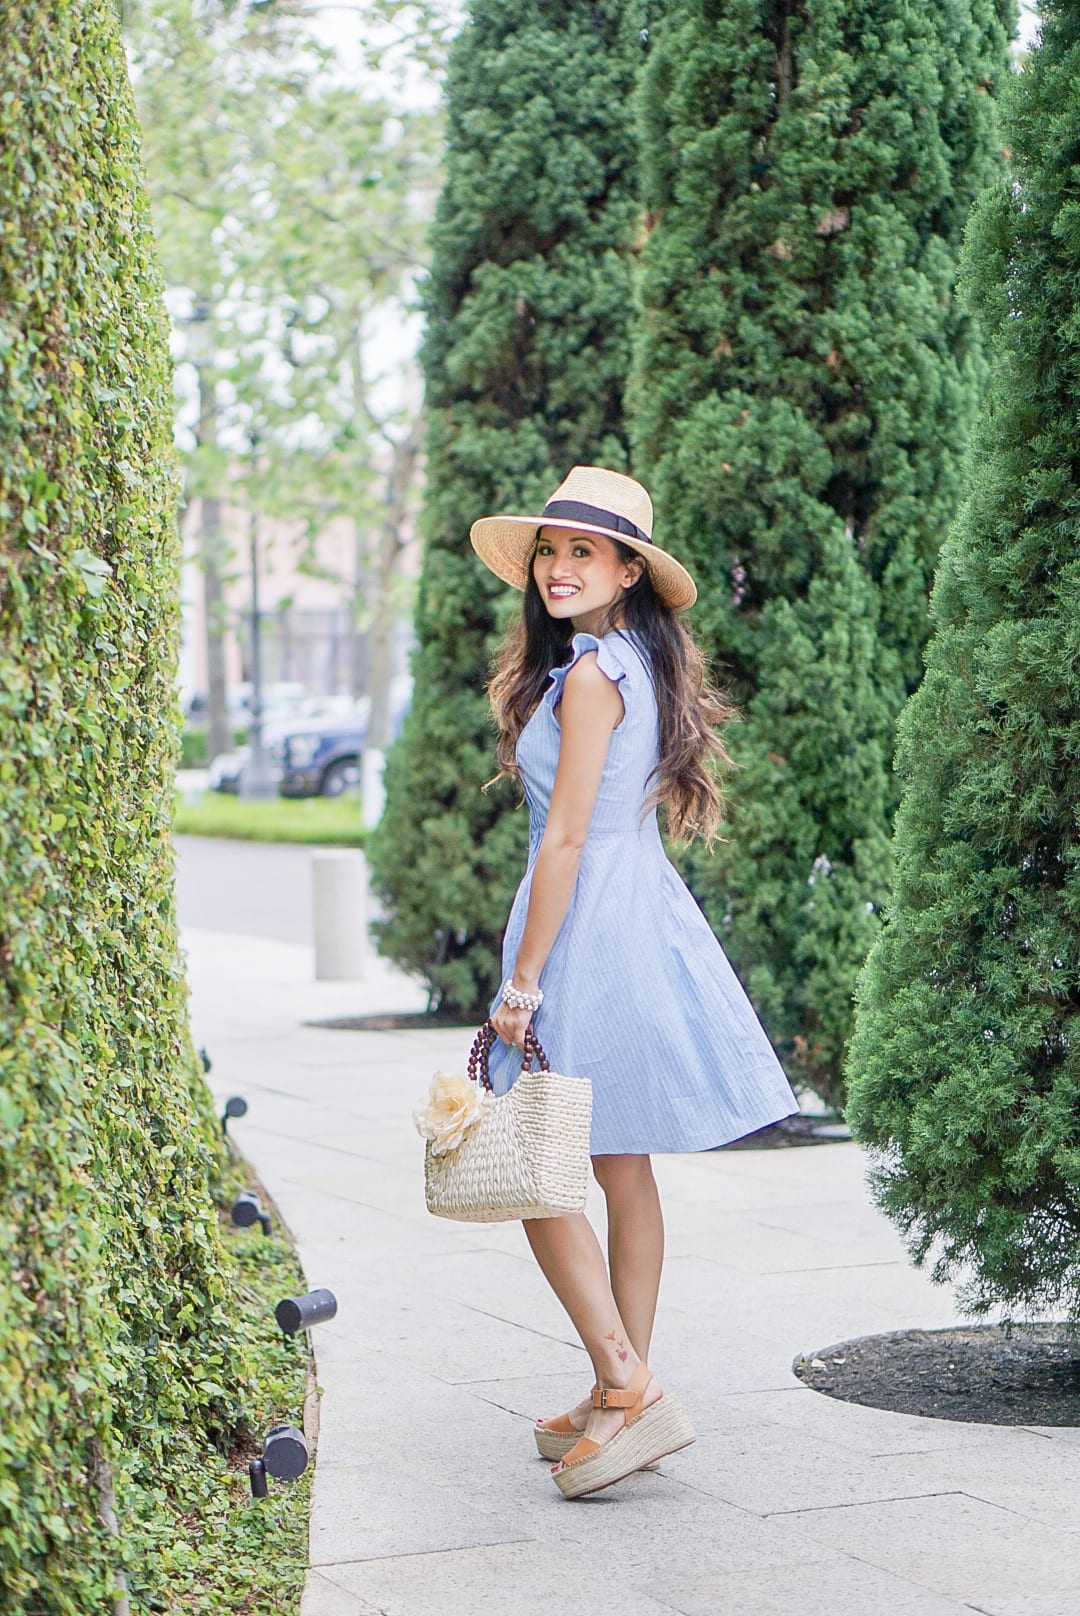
[{"xmin": 485, "ymin": 628, "xmax": 800, "ymax": 1154}]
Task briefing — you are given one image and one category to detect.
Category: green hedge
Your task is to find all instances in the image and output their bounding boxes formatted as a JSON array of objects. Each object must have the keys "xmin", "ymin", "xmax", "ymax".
[
  {"xmin": 181, "ymin": 725, "xmax": 248, "ymax": 770},
  {"xmin": 629, "ymin": 0, "xmax": 1012, "ymax": 1107},
  {"xmin": 369, "ymin": 0, "xmax": 641, "ymax": 1013},
  {"xmin": 0, "ymin": 6, "xmax": 255, "ymax": 1606}
]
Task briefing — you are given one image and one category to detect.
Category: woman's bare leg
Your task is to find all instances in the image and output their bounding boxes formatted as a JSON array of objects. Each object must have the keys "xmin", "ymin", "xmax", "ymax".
[
  {"xmin": 523, "ymin": 1213, "xmax": 661, "ymax": 1450},
  {"xmin": 593, "ymin": 1153, "xmax": 665, "ymax": 1363}
]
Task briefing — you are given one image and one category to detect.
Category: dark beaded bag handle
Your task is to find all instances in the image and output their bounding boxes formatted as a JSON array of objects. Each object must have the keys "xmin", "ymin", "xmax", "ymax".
[{"xmin": 467, "ymin": 1018, "xmax": 551, "ymax": 1093}]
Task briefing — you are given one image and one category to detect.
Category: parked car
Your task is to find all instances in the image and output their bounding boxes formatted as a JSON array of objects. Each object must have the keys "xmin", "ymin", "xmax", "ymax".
[
  {"xmin": 279, "ymin": 679, "xmax": 412, "ymax": 799},
  {"xmin": 206, "ymin": 717, "xmax": 292, "ymax": 795},
  {"xmin": 279, "ymin": 711, "xmax": 368, "ymax": 798},
  {"xmin": 207, "ymin": 680, "xmax": 412, "ymax": 798}
]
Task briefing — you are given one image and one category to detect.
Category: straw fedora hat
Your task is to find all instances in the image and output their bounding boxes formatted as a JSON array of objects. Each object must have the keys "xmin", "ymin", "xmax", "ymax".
[{"xmin": 469, "ymin": 466, "xmax": 697, "ymax": 612}]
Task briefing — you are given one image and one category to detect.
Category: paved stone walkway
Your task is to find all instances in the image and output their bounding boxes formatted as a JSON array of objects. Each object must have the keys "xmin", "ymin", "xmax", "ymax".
[{"xmin": 184, "ymin": 920, "xmax": 1080, "ymax": 1616}]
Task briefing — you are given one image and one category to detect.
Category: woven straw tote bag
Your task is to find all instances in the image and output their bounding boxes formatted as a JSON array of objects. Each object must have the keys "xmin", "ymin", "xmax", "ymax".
[{"xmin": 420, "ymin": 1022, "xmax": 592, "ymax": 1223}]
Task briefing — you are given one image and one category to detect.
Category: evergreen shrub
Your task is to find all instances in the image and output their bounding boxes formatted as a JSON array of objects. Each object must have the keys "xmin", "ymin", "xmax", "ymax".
[
  {"xmin": 369, "ymin": 0, "xmax": 642, "ymax": 1012},
  {"xmin": 846, "ymin": 2, "xmax": 1080, "ymax": 1318},
  {"xmin": 1, "ymin": 6, "xmax": 252, "ymax": 1603},
  {"xmin": 631, "ymin": 0, "xmax": 1013, "ymax": 1103}
]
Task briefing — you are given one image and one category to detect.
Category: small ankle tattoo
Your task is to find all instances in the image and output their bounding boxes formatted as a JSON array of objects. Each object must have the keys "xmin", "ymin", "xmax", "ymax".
[{"xmin": 603, "ymin": 1329, "xmax": 629, "ymax": 1363}]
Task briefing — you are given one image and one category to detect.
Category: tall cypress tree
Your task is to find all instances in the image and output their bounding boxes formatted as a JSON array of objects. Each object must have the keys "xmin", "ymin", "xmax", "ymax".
[
  {"xmin": 369, "ymin": 1, "xmax": 641, "ymax": 1012},
  {"xmin": 845, "ymin": 4, "xmax": 1080, "ymax": 1319},
  {"xmin": 631, "ymin": 0, "xmax": 1013, "ymax": 1104}
]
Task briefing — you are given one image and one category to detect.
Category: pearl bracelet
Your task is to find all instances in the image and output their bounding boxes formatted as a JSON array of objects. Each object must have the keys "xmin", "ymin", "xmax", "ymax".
[{"xmin": 501, "ymin": 978, "xmax": 544, "ymax": 1013}]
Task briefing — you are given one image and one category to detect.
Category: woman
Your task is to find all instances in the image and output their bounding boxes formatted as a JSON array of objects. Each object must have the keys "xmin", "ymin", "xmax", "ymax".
[{"xmin": 470, "ymin": 465, "xmax": 799, "ymax": 1499}]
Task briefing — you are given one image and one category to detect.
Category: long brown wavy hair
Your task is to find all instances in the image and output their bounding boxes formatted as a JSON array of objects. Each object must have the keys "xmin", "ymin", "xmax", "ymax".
[{"xmin": 485, "ymin": 535, "xmax": 740, "ymax": 847}]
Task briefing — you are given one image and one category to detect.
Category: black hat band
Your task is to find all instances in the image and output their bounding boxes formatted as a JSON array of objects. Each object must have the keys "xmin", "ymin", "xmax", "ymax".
[{"xmin": 540, "ymin": 498, "xmax": 651, "ymax": 546}]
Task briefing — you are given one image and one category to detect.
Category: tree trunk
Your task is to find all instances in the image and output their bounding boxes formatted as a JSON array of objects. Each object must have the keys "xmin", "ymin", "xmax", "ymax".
[
  {"xmin": 349, "ymin": 518, "xmax": 369, "ymax": 701},
  {"xmin": 196, "ymin": 361, "xmax": 230, "ymax": 762},
  {"xmin": 89, "ymin": 1436, "xmax": 131, "ymax": 1616},
  {"xmin": 367, "ymin": 426, "xmax": 420, "ymax": 751}
]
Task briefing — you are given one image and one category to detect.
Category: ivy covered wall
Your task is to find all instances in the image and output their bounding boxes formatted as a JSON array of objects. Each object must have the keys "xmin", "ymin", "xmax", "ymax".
[{"xmin": 0, "ymin": 5, "xmax": 251, "ymax": 1604}]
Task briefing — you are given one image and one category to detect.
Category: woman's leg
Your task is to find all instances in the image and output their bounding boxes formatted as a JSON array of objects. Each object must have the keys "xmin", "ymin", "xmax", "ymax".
[
  {"xmin": 592, "ymin": 1153, "xmax": 665, "ymax": 1363},
  {"xmin": 522, "ymin": 1213, "xmax": 661, "ymax": 1449}
]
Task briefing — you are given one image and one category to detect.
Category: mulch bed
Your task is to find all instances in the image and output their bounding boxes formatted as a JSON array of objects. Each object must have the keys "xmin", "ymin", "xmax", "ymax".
[
  {"xmin": 794, "ymin": 1322, "xmax": 1080, "ymax": 1426},
  {"xmin": 304, "ymin": 1011, "xmax": 473, "ymax": 1031},
  {"xmin": 719, "ymin": 1114, "xmax": 851, "ymax": 1149}
]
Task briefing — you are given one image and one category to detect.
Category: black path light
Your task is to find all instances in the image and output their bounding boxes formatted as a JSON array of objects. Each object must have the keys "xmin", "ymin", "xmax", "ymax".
[
  {"xmin": 275, "ymin": 1288, "xmax": 338, "ymax": 1337},
  {"xmin": 249, "ymin": 1424, "xmax": 310, "ymax": 1498},
  {"xmin": 199, "ymin": 1047, "xmax": 212, "ymax": 1073},
  {"xmin": 221, "ymin": 1094, "xmax": 248, "ymax": 1137},
  {"xmin": 230, "ymin": 1188, "xmax": 272, "ymax": 1236}
]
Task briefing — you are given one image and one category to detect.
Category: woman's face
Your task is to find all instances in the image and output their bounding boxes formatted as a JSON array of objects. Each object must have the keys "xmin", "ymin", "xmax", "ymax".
[{"xmin": 531, "ymin": 525, "xmax": 643, "ymax": 632}]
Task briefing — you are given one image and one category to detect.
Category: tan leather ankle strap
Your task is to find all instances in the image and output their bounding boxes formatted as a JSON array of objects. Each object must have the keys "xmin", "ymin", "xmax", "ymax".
[
  {"xmin": 592, "ymin": 1385, "xmax": 637, "ymax": 1409},
  {"xmin": 592, "ymin": 1361, "xmax": 649, "ymax": 1410}
]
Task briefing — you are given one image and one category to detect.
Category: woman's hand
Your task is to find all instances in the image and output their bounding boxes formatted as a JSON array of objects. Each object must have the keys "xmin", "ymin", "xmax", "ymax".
[{"xmin": 490, "ymin": 1002, "xmax": 534, "ymax": 1049}]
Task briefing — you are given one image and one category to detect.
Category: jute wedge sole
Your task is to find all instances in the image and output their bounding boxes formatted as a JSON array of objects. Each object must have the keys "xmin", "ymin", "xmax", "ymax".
[
  {"xmin": 535, "ymin": 1424, "xmax": 661, "ymax": 1469},
  {"xmin": 552, "ymin": 1394, "xmax": 695, "ymax": 1499}
]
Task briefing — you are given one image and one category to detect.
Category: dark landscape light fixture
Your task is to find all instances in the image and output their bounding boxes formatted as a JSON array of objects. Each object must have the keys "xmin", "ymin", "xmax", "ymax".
[
  {"xmin": 275, "ymin": 1288, "xmax": 338, "ymax": 1336},
  {"xmin": 263, "ymin": 1423, "xmax": 309, "ymax": 1479},
  {"xmin": 221, "ymin": 1094, "xmax": 248, "ymax": 1136},
  {"xmin": 230, "ymin": 1188, "xmax": 272, "ymax": 1236},
  {"xmin": 199, "ymin": 1047, "xmax": 212, "ymax": 1073},
  {"xmin": 248, "ymin": 1423, "xmax": 311, "ymax": 1497},
  {"xmin": 247, "ymin": 1428, "xmax": 307, "ymax": 1499}
]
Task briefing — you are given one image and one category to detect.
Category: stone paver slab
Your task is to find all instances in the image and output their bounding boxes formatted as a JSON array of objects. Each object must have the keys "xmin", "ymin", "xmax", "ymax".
[
  {"xmin": 307, "ymin": 1460, "xmax": 528, "ymax": 1568},
  {"xmin": 966, "ymin": 1597, "xmax": 1080, "ymax": 1616},
  {"xmin": 785, "ymin": 1491, "xmax": 1080, "ymax": 1605},
  {"xmin": 300, "ymin": 1570, "xmax": 375, "ymax": 1616},
  {"xmin": 716, "ymin": 1384, "xmax": 1030, "ymax": 1457},
  {"xmin": 678, "ymin": 1418, "xmax": 971, "ymax": 1516},
  {"xmin": 321, "ymin": 1541, "xmax": 681, "ymax": 1616},
  {"xmin": 875, "ymin": 1432, "xmax": 1080, "ymax": 1538}
]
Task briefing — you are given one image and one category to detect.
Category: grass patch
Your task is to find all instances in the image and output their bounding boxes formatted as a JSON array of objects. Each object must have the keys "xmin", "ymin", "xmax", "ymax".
[
  {"xmin": 118, "ymin": 1157, "xmax": 314, "ymax": 1615},
  {"xmin": 174, "ymin": 791, "xmax": 366, "ymax": 847}
]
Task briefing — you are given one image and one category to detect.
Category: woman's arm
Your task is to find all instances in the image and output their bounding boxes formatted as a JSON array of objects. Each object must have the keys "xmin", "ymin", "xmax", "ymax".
[{"xmin": 491, "ymin": 651, "xmax": 624, "ymax": 1048}]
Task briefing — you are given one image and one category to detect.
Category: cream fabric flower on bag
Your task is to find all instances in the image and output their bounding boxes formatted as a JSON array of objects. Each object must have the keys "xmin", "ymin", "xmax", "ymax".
[{"xmin": 413, "ymin": 1071, "xmax": 488, "ymax": 1156}]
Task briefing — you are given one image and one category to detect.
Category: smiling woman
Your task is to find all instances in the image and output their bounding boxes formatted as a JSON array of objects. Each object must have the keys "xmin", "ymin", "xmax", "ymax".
[{"xmin": 460, "ymin": 464, "xmax": 800, "ymax": 1499}]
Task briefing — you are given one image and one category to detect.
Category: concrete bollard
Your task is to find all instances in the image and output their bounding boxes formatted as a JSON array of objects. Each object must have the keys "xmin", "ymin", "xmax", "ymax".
[
  {"xmin": 312, "ymin": 851, "xmax": 367, "ymax": 981},
  {"xmin": 361, "ymin": 746, "xmax": 386, "ymax": 829}
]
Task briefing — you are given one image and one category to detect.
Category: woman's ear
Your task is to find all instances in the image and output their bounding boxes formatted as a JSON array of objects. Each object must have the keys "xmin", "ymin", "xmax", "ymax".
[{"xmin": 623, "ymin": 557, "xmax": 646, "ymax": 590}]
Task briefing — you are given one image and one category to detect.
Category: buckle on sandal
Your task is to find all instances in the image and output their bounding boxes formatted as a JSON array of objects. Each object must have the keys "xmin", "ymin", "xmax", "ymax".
[{"xmin": 597, "ymin": 1388, "xmax": 611, "ymax": 1408}]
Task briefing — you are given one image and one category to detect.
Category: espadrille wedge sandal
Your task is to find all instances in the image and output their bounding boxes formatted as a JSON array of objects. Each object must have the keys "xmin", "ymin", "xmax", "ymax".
[
  {"xmin": 535, "ymin": 1402, "xmax": 593, "ymax": 1462},
  {"xmin": 535, "ymin": 1392, "xmax": 659, "ymax": 1469},
  {"xmin": 550, "ymin": 1362, "xmax": 695, "ymax": 1500}
]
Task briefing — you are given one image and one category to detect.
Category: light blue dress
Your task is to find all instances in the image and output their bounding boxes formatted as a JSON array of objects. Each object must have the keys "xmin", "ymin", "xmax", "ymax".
[{"xmin": 486, "ymin": 628, "xmax": 800, "ymax": 1155}]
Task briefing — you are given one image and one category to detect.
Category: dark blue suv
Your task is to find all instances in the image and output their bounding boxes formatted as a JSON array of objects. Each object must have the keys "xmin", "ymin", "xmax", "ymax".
[
  {"xmin": 279, "ymin": 716, "xmax": 367, "ymax": 798},
  {"xmin": 277, "ymin": 679, "xmax": 412, "ymax": 798}
]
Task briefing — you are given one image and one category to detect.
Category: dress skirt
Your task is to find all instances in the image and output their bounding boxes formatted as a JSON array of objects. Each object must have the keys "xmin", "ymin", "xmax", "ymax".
[{"xmin": 485, "ymin": 629, "xmax": 799, "ymax": 1155}]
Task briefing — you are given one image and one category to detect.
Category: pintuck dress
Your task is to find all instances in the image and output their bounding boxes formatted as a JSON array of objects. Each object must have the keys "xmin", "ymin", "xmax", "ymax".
[{"xmin": 485, "ymin": 628, "xmax": 800, "ymax": 1155}]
